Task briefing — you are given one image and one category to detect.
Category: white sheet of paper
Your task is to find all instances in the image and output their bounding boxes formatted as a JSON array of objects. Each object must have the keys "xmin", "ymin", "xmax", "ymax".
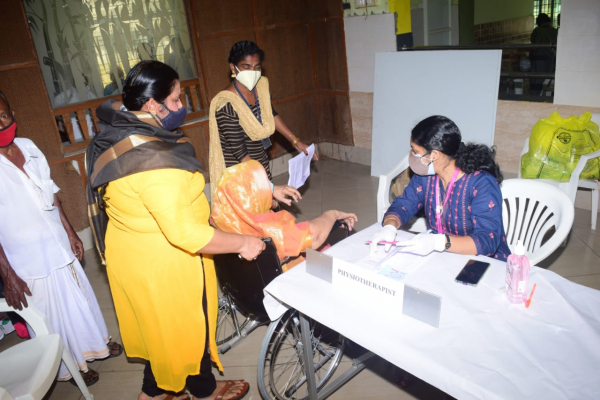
[
  {"xmin": 287, "ymin": 144, "xmax": 315, "ymax": 189},
  {"xmin": 355, "ymin": 247, "xmax": 399, "ymax": 272},
  {"xmin": 377, "ymin": 251, "xmax": 428, "ymax": 281}
]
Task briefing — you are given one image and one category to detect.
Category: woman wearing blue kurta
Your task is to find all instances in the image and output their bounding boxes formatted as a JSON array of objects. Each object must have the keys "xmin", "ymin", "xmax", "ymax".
[{"xmin": 371, "ymin": 115, "xmax": 511, "ymax": 261}]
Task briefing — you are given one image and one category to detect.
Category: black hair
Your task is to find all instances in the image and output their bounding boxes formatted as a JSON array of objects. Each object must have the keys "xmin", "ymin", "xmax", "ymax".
[
  {"xmin": 121, "ymin": 60, "xmax": 179, "ymax": 111},
  {"xmin": 536, "ymin": 13, "xmax": 551, "ymax": 26},
  {"xmin": 228, "ymin": 41, "xmax": 265, "ymax": 65},
  {"xmin": 0, "ymin": 91, "xmax": 10, "ymax": 111},
  {"xmin": 411, "ymin": 115, "xmax": 503, "ymax": 183}
]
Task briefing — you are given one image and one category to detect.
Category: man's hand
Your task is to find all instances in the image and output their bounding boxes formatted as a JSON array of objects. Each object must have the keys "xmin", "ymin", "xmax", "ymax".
[
  {"xmin": 69, "ymin": 234, "xmax": 84, "ymax": 261},
  {"xmin": 3, "ymin": 269, "xmax": 31, "ymax": 311}
]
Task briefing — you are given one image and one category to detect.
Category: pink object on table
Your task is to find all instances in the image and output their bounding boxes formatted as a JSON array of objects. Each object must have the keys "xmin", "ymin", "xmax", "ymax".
[{"xmin": 365, "ymin": 240, "xmax": 400, "ymax": 245}]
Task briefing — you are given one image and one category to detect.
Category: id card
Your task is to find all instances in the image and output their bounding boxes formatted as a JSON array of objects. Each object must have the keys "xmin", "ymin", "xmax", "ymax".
[{"xmin": 261, "ymin": 138, "xmax": 272, "ymax": 149}]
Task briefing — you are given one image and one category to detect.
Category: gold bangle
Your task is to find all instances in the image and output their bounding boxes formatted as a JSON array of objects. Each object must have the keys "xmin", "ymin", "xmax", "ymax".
[{"xmin": 292, "ymin": 138, "xmax": 299, "ymax": 146}]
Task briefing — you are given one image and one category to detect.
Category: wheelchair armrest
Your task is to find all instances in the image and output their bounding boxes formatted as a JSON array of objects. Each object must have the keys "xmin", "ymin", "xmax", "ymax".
[{"xmin": 332, "ymin": 219, "xmax": 347, "ymax": 231}]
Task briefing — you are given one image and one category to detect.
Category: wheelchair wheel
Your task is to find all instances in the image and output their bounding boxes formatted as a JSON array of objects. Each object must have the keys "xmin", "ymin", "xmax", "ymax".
[
  {"xmin": 216, "ymin": 294, "xmax": 250, "ymax": 346},
  {"xmin": 257, "ymin": 309, "xmax": 345, "ymax": 400}
]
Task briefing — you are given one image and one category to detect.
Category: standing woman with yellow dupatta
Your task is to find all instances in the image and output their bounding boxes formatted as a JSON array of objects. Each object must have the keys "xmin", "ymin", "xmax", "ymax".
[
  {"xmin": 86, "ymin": 60, "xmax": 264, "ymax": 400},
  {"xmin": 209, "ymin": 41, "xmax": 317, "ymax": 201}
]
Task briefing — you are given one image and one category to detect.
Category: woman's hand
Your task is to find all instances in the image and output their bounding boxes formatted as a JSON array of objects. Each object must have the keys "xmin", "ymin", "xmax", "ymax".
[
  {"xmin": 68, "ymin": 234, "xmax": 84, "ymax": 261},
  {"xmin": 369, "ymin": 225, "xmax": 397, "ymax": 258},
  {"xmin": 396, "ymin": 232, "xmax": 446, "ymax": 256},
  {"xmin": 273, "ymin": 185, "xmax": 302, "ymax": 206},
  {"xmin": 294, "ymin": 140, "xmax": 319, "ymax": 161},
  {"xmin": 239, "ymin": 235, "xmax": 267, "ymax": 261},
  {"xmin": 334, "ymin": 211, "xmax": 358, "ymax": 231},
  {"xmin": 2, "ymin": 268, "xmax": 32, "ymax": 311}
]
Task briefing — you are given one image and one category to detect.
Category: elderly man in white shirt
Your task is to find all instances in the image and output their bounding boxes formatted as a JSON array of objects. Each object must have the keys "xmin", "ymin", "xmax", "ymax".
[{"xmin": 0, "ymin": 92, "xmax": 121, "ymax": 386}]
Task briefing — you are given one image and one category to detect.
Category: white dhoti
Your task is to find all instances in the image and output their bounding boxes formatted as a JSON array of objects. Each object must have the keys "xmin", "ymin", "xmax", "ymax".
[{"xmin": 26, "ymin": 260, "xmax": 110, "ymax": 380}]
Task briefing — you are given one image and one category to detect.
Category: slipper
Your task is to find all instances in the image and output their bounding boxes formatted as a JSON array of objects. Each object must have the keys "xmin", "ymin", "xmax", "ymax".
[
  {"xmin": 215, "ymin": 380, "xmax": 250, "ymax": 400},
  {"xmin": 107, "ymin": 341, "xmax": 123, "ymax": 358},
  {"xmin": 69, "ymin": 369, "xmax": 99, "ymax": 387}
]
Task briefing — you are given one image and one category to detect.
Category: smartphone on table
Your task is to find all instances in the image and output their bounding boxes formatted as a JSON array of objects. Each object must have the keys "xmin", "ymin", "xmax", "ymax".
[{"xmin": 455, "ymin": 259, "xmax": 491, "ymax": 286}]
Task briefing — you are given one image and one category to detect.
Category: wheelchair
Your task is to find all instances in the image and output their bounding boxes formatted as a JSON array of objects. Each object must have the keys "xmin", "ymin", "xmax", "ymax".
[{"xmin": 214, "ymin": 222, "xmax": 350, "ymax": 400}]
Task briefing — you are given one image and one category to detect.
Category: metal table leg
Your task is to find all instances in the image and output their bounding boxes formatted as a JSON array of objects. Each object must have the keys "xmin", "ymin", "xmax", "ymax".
[
  {"xmin": 297, "ymin": 312, "xmax": 377, "ymax": 400},
  {"xmin": 298, "ymin": 312, "xmax": 319, "ymax": 399}
]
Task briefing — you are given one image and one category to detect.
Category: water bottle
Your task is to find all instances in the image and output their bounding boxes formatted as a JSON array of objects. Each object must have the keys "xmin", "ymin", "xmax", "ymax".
[{"xmin": 505, "ymin": 240, "xmax": 530, "ymax": 304}]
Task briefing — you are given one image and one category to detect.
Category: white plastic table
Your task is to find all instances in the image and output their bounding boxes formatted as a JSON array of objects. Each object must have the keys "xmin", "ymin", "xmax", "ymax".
[{"xmin": 263, "ymin": 224, "xmax": 600, "ymax": 400}]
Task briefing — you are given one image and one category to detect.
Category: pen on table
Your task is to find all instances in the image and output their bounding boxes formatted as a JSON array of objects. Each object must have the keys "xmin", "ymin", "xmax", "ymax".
[
  {"xmin": 525, "ymin": 283, "xmax": 537, "ymax": 308},
  {"xmin": 365, "ymin": 240, "xmax": 400, "ymax": 245}
]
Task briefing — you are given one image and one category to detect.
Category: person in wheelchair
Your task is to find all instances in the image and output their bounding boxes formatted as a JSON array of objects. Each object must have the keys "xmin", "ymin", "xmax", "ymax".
[{"xmin": 210, "ymin": 160, "xmax": 357, "ymax": 270}]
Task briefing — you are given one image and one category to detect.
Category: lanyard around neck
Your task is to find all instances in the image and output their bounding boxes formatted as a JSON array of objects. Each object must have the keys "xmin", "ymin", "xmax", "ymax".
[
  {"xmin": 233, "ymin": 80, "xmax": 262, "ymax": 124},
  {"xmin": 435, "ymin": 168, "xmax": 460, "ymax": 234}
]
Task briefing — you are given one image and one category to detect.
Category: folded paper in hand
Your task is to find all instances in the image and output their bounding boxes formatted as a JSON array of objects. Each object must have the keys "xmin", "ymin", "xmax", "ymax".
[{"xmin": 288, "ymin": 144, "xmax": 315, "ymax": 189}]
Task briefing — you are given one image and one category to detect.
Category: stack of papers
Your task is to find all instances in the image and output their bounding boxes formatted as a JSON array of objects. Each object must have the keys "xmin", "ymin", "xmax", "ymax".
[
  {"xmin": 353, "ymin": 249, "xmax": 427, "ymax": 281},
  {"xmin": 288, "ymin": 144, "xmax": 315, "ymax": 189},
  {"xmin": 377, "ymin": 252, "xmax": 428, "ymax": 281}
]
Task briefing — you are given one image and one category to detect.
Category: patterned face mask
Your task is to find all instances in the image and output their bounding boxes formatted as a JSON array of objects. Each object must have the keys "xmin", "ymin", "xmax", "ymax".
[{"xmin": 409, "ymin": 152, "xmax": 436, "ymax": 176}]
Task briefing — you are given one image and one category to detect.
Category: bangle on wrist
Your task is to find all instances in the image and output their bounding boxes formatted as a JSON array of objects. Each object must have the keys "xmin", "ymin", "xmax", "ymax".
[{"xmin": 292, "ymin": 138, "xmax": 299, "ymax": 146}]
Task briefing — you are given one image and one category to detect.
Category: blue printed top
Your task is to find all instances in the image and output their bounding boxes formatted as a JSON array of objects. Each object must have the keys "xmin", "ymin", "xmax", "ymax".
[{"xmin": 385, "ymin": 171, "xmax": 512, "ymax": 261}]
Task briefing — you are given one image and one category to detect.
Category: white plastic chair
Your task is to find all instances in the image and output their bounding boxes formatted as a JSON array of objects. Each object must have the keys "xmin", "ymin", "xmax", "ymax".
[
  {"xmin": 376, "ymin": 150, "xmax": 428, "ymax": 232},
  {"xmin": 0, "ymin": 299, "xmax": 94, "ymax": 400},
  {"xmin": 518, "ymin": 113, "xmax": 600, "ymax": 230},
  {"xmin": 500, "ymin": 179, "xmax": 575, "ymax": 266}
]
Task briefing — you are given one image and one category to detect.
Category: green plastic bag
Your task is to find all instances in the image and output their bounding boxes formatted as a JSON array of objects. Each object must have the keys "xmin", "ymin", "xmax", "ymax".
[{"xmin": 520, "ymin": 111, "xmax": 600, "ymax": 181}]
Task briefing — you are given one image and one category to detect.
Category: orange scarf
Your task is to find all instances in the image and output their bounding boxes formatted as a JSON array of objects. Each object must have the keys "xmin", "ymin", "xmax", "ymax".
[{"xmin": 210, "ymin": 160, "xmax": 311, "ymax": 263}]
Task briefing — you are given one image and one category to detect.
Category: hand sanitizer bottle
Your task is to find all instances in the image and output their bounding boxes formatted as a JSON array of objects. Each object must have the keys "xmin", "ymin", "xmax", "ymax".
[{"xmin": 505, "ymin": 240, "xmax": 530, "ymax": 304}]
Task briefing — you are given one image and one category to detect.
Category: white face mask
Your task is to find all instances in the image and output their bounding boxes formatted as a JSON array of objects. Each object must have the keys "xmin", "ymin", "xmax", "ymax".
[{"xmin": 235, "ymin": 66, "xmax": 261, "ymax": 91}]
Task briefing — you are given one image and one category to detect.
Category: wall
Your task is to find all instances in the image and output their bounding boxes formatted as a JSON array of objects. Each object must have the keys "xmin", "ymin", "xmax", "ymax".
[
  {"xmin": 343, "ymin": 0, "xmax": 390, "ymax": 17},
  {"xmin": 191, "ymin": 0, "xmax": 353, "ymax": 159},
  {"xmin": 474, "ymin": 15, "xmax": 534, "ymax": 45},
  {"xmin": 1, "ymin": 0, "xmax": 88, "ymax": 232},
  {"xmin": 344, "ymin": 13, "xmax": 396, "ymax": 153},
  {"xmin": 554, "ymin": 0, "xmax": 600, "ymax": 108},
  {"xmin": 474, "ymin": 0, "xmax": 534, "ymax": 25}
]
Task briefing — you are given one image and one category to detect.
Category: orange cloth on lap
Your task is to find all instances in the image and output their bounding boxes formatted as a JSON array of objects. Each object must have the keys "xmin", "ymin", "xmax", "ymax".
[{"xmin": 211, "ymin": 160, "xmax": 311, "ymax": 262}]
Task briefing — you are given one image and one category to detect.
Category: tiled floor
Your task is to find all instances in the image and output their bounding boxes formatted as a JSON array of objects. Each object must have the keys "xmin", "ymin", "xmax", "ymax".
[{"xmin": 2, "ymin": 160, "xmax": 599, "ymax": 400}]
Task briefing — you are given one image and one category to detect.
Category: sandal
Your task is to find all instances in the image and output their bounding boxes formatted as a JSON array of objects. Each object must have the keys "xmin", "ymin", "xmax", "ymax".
[
  {"xmin": 107, "ymin": 341, "xmax": 123, "ymax": 358},
  {"xmin": 212, "ymin": 380, "xmax": 249, "ymax": 400},
  {"xmin": 69, "ymin": 368, "xmax": 99, "ymax": 387}
]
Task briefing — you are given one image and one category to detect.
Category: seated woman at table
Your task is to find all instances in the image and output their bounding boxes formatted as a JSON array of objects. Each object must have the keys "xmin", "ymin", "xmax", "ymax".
[
  {"xmin": 210, "ymin": 160, "xmax": 357, "ymax": 270},
  {"xmin": 371, "ymin": 115, "xmax": 511, "ymax": 261}
]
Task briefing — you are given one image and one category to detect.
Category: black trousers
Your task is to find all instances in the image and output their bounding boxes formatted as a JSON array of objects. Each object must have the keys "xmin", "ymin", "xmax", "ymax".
[{"xmin": 142, "ymin": 270, "xmax": 217, "ymax": 398}]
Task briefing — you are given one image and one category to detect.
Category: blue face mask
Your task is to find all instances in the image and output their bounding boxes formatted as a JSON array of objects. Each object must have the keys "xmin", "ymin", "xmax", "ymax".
[{"xmin": 159, "ymin": 103, "xmax": 187, "ymax": 131}]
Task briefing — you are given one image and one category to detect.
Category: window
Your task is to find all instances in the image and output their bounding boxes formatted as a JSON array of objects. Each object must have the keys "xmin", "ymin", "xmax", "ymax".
[
  {"xmin": 533, "ymin": 0, "xmax": 562, "ymax": 27},
  {"xmin": 25, "ymin": 0, "xmax": 197, "ymax": 109}
]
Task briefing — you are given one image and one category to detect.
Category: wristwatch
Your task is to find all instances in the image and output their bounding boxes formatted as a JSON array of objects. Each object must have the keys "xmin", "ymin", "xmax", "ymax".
[{"xmin": 444, "ymin": 234, "xmax": 452, "ymax": 250}]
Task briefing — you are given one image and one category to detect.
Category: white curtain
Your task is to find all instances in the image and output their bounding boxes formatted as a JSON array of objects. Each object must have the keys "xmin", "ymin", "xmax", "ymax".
[{"xmin": 25, "ymin": 0, "xmax": 196, "ymax": 109}]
